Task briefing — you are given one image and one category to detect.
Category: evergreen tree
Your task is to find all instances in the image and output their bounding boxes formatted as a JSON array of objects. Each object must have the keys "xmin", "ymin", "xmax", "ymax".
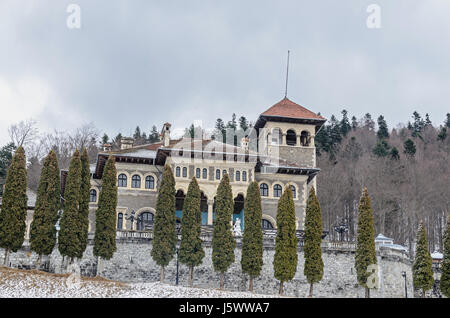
[
  {"xmin": 149, "ymin": 125, "xmax": 160, "ymax": 143},
  {"xmin": 390, "ymin": 147, "xmax": 400, "ymax": 160},
  {"xmin": 0, "ymin": 146, "xmax": 27, "ymax": 266},
  {"xmin": 404, "ymin": 138, "xmax": 416, "ymax": 156},
  {"xmin": 101, "ymin": 134, "xmax": 109, "ymax": 145},
  {"xmin": 273, "ymin": 186, "xmax": 298, "ymax": 295},
  {"xmin": 93, "ymin": 155, "xmax": 118, "ymax": 273},
  {"xmin": 351, "ymin": 116, "xmax": 358, "ymax": 130},
  {"xmin": 437, "ymin": 127, "xmax": 447, "ymax": 142},
  {"xmin": 440, "ymin": 216, "xmax": 450, "ymax": 298},
  {"xmin": 446, "ymin": 113, "xmax": 450, "ymax": 128},
  {"xmin": 133, "ymin": 126, "xmax": 141, "ymax": 140},
  {"xmin": 0, "ymin": 142, "xmax": 16, "ymax": 196},
  {"xmin": 179, "ymin": 177, "xmax": 205, "ymax": 287},
  {"xmin": 355, "ymin": 187, "xmax": 377, "ymax": 298},
  {"xmin": 340, "ymin": 110, "xmax": 351, "ymax": 137},
  {"xmin": 425, "ymin": 113, "xmax": 432, "ymax": 127},
  {"xmin": 29, "ymin": 150, "xmax": 60, "ymax": 266},
  {"xmin": 212, "ymin": 173, "xmax": 236, "ymax": 289},
  {"xmin": 58, "ymin": 150, "xmax": 82, "ymax": 263},
  {"xmin": 239, "ymin": 116, "xmax": 249, "ymax": 132},
  {"xmin": 413, "ymin": 221, "xmax": 434, "ymax": 298},
  {"xmin": 377, "ymin": 115, "xmax": 389, "ymax": 140},
  {"xmin": 241, "ymin": 181, "xmax": 263, "ymax": 292},
  {"xmin": 151, "ymin": 164, "xmax": 177, "ymax": 282},
  {"xmin": 78, "ymin": 148, "xmax": 90, "ymax": 259},
  {"xmin": 410, "ymin": 111, "xmax": 425, "ymax": 139},
  {"xmin": 363, "ymin": 113, "xmax": 375, "ymax": 131},
  {"xmin": 303, "ymin": 187, "xmax": 323, "ymax": 297},
  {"xmin": 372, "ymin": 139, "xmax": 390, "ymax": 157}
]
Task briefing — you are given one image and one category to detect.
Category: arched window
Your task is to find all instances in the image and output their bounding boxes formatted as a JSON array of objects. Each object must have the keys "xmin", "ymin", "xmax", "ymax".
[
  {"xmin": 202, "ymin": 168, "xmax": 207, "ymax": 179},
  {"xmin": 145, "ymin": 176, "xmax": 155, "ymax": 189},
  {"xmin": 90, "ymin": 189, "xmax": 97, "ymax": 202},
  {"xmin": 176, "ymin": 166, "xmax": 181, "ymax": 177},
  {"xmin": 272, "ymin": 128, "xmax": 282, "ymax": 145},
  {"xmin": 131, "ymin": 175, "xmax": 141, "ymax": 188},
  {"xmin": 242, "ymin": 171, "xmax": 247, "ymax": 182},
  {"xmin": 262, "ymin": 219, "xmax": 274, "ymax": 229},
  {"xmin": 273, "ymin": 184, "xmax": 282, "ymax": 197},
  {"xmin": 223, "ymin": 169, "xmax": 227, "ymax": 176},
  {"xmin": 260, "ymin": 183, "xmax": 268, "ymax": 197},
  {"xmin": 118, "ymin": 174, "xmax": 127, "ymax": 187},
  {"xmin": 235, "ymin": 171, "xmax": 240, "ymax": 181},
  {"xmin": 216, "ymin": 169, "xmax": 220, "ymax": 180},
  {"xmin": 286, "ymin": 129, "xmax": 297, "ymax": 146},
  {"xmin": 137, "ymin": 212, "xmax": 154, "ymax": 231},
  {"xmin": 196, "ymin": 168, "xmax": 201, "ymax": 178},
  {"xmin": 291, "ymin": 185, "xmax": 296, "ymax": 198},
  {"xmin": 300, "ymin": 131, "xmax": 311, "ymax": 147},
  {"xmin": 182, "ymin": 167, "xmax": 187, "ymax": 178},
  {"xmin": 117, "ymin": 213, "xmax": 123, "ymax": 230}
]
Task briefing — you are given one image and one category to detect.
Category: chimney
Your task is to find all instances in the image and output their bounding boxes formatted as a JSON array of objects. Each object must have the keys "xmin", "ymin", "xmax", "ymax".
[
  {"xmin": 161, "ymin": 123, "xmax": 171, "ymax": 147},
  {"xmin": 120, "ymin": 137, "xmax": 134, "ymax": 150}
]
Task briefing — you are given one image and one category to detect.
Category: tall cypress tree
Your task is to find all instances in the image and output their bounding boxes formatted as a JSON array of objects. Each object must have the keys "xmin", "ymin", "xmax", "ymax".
[
  {"xmin": 413, "ymin": 221, "xmax": 434, "ymax": 298},
  {"xmin": 241, "ymin": 181, "xmax": 263, "ymax": 292},
  {"xmin": 355, "ymin": 187, "xmax": 377, "ymax": 298},
  {"xmin": 29, "ymin": 150, "xmax": 60, "ymax": 266},
  {"xmin": 179, "ymin": 177, "xmax": 205, "ymax": 287},
  {"xmin": 212, "ymin": 173, "xmax": 236, "ymax": 289},
  {"xmin": 58, "ymin": 149, "xmax": 82, "ymax": 263},
  {"xmin": 151, "ymin": 164, "xmax": 177, "ymax": 283},
  {"xmin": 78, "ymin": 148, "xmax": 90, "ymax": 259},
  {"xmin": 441, "ymin": 216, "xmax": 450, "ymax": 298},
  {"xmin": 303, "ymin": 187, "xmax": 324, "ymax": 297},
  {"xmin": 93, "ymin": 155, "xmax": 118, "ymax": 273},
  {"xmin": 0, "ymin": 146, "xmax": 27, "ymax": 266},
  {"xmin": 273, "ymin": 186, "xmax": 298, "ymax": 295}
]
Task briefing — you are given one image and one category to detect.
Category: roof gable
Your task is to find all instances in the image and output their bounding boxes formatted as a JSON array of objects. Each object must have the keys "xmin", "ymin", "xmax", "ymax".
[{"xmin": 261, "ymin": 97, "xmax": 325, "ymax": 120}]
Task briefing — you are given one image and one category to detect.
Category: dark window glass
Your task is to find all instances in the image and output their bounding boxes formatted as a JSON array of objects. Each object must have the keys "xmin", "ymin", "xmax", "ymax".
[
  {"xmin": 260, "ymin": 183, "xmax": 268, "ymax": 197},
  {"xmin": 216, "ymin": 169, "xmax": 220, "ymax": 180},
  {"xmin": 274, "ymin": 184, "xmax": 282, "ymax": 197},
  {"xmin": 145, "ymin": 176, "xmax": 155, "ymax": 189},
  {"xmin": 196, "ymin": 168, "xmax": 201, "ymax": 178},
  {"xmin": 262, "ymin": 219, "xmax": 274, "ymax": 229},
  {"xmin": 242, "ymin": 171, "xmax": 247, "ymax": 182},
  {"xmin": 117, "ymin": 213, "xmax": 123, "ymax": 229},
  {"xmin": 291, "ymin": 185, "xmax": 296, "ymax": 198},
  {"xmin": 176, "ymin": 166, "xmax": 181, "ymax": 177},
  {"xmin": 202, "ymin": 168, "xmax": 207, "ymax": 179},
  {"xmin": 118, "ymin": 174, "xmax": 127, "ymax": 187},
  {"xmin": 236, "ymin": 171, "xmax": 240, "ymax": 181},
  {"xmin": 137, "ymin": 212, "xmax": 154, "ymax": 231},
  {"xmin": 131, "ymin": 175, "xmax": 141, "ymax": 188},
  {"xmin": 182, "ymin": 167, "xmax": 187, "ymax": 178},
  {"xmin": 286, "ymin": 129, "xmax": 297, "ymax": 146},
  {"xmin": 90, "ymin": 189, "xmax": 97, "ymax": 202}
]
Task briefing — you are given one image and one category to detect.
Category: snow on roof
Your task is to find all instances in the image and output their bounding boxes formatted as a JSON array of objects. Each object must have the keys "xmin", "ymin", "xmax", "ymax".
[
  {"xmin": 383, "ymin": 244, "xmax": 408, "ymax": 252},
  {"xmin": 431, "ymin": 251, "xmax": 443, "ymax": 260},
  {"xmin": 109, "ymin": 148, "xmax": 157, "ymax": 159},
  {"xmin": 375, "ymin": 233, "xmax": 393, "ymax": 241}
]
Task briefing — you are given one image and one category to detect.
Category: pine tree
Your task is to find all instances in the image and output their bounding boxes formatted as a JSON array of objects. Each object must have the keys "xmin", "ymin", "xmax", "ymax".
[
  {"xmin": 390, "ymin": 147, "xmax": 400, "ymax": 160},
  {"xmin": 0, "ymin": 142, "xmax": 16, "ymax": 196},
  {"xmin": 437, "ymin": 127, "xmax": 447, "ymax": 142},
  {"xmin": 377, "ymin": 115, "xmax": 389, "ymax": 140},
  {"xmin": 0, "ymin": 146, "xmax": 27, "ymax": 266},
  {"xmin": 58, "ymin": 150, "xmax": 82, "ymax": 263},
  {"xmin": 446, "ymin": 113, "xmax": 450, "ymax": 128},
  {"xmin": 303, "ymin": 187, "xmax": 324, "ymax": 297},
  {"xmin": 340, "ymin": 110, "xmax": 351, "ymax": 137},
  {"xmin": 78, "ymin": 148, "xmax": 90, "ymax": 259},
  {"xmin": 93, "ymin": 155, "xmax": 118, "ymax": 274},
  {"xmin": 29, "ymin": 150, "xmax": 60, "ymax": 266},
  {"xmin": 404, "ymin": 138, "xmax": 416, "ymax": 156},
  {"xmin": 413, "ymin": 221, "xmax": 434, "ymax": 298},
  {"xmin": 440, "ymin": 216, "xmax": 450, "ymax": 297},
  {"xmin": 355, "ymin": 187, "xmax": 377, "ymax": 298},
  {"xmin": 241, "ymin": 181, "xmax": 263, "ymax": 292},
  {"xmin": 151, "ymin": 164, "xmax": 177, "ymax": 282},
  {"xmin": 179, "ymin": 177, "xmax": 205, "ymax": 287},
  {"xmin": 212, "ymin": 173, "xmax": 236, "ymax": 289},
  {"xmin": 273, "ymin": 186, "xmax": 298, "ymax": 295},
  {"xmin": 372, "ymin": 139, "xmax": 391, "ymax": 157}
]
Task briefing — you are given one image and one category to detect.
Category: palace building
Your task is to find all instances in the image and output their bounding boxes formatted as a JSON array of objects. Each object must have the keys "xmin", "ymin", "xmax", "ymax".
[{"xmin": 70, "ymin": 97, "xmax": 326, "ymax": 234}]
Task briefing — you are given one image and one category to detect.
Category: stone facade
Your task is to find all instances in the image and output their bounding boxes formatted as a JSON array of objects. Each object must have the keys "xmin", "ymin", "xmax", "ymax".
[{"xmin": 0, "ymin": 236, "xmax": 416, "ymax": 298}]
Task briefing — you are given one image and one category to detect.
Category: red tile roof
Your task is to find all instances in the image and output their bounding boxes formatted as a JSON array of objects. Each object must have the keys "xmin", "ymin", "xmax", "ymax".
[{"xmin": 261, "ymin": 97, "xmax": 325, "ymax": 120}]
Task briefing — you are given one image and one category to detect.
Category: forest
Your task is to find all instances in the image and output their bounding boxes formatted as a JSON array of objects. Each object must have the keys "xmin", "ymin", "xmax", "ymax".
[{"xmin": 0, "ymin": 110, "xmax": 449, "ymax": 256}]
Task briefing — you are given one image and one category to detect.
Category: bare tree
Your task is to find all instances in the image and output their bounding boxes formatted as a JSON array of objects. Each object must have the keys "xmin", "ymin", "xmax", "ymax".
[{"xmin": 8, "ymin": 119, "xmax": 39, "ymax": 148}]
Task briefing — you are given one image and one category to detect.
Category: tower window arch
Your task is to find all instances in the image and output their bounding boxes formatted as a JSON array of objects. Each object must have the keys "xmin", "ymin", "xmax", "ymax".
[
  {"xmin": 260, "ymin": 183, "xmax": 268, "ymax": 197},
  {"xmin": 118, "ymin": 174, "xmax": 127, "ymax": 187},
  {"xmin": 286, "ymin": 129, "xmax": 297, "ymax": 146},
  {"xmin": 271, "ymin": 128, "xmax": 282, "ymax": 145},
  {"xmin": 145, "ymin": 176, "xmax": 155, "ymax": 189},
  {"xmin": 131, "ymin": 175, "xmax": 141, "ymax": 188},
  {"xmin": 300, "ymin": 131, "xmax": 311, "ymax": 147},
  {"xmin": 262, "ymin": 219, "xmax": 274, "ymax": 229},
  {"xmin": 273, "ymin": 184, "xmax": 282, "ymax": 197}
]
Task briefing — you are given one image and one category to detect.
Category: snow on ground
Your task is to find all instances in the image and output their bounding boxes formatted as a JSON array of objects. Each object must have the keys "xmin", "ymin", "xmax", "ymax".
[{"xmin": 0, "ymin": 267, "xmax": 275, "ymax": 298}]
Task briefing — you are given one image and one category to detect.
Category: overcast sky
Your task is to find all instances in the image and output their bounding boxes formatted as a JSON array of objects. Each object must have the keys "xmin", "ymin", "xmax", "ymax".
[{"xmin": 0, "ymin": 0, "xmax": 449, "ymax": 145}]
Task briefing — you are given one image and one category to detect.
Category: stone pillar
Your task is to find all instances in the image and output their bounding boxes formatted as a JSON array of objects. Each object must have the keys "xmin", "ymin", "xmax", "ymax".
[
  {"xmin": 281, "ymin": 133, "xmax": 286, "ymax": 145},
  {"xmin": 297, "ymin": 134, "xmax": 301, "ymax": 146},
  {"xmin": 207, "ymin": 199, "xmax": 214, "ymax": 225}
]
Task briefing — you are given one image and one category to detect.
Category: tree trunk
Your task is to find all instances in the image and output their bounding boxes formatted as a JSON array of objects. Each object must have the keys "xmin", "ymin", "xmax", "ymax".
[
  {"xmin": 36, "ymin": 254, "xmax": 42, "ymax": 269},
  {"xmin": 96, "ymin": 256, "xmax": 103, "ymax": 276},
  {"xmin": 365, "ymin": 287, "xmax": 370, "ymax": 298},
  {"xmin": 249, "ymin": 276, "xmax": 254, "ymax": 292},
  {"xmin": 309, "ymin": 283, "xmax": 314, "ymax": 298},
  {"xmin": 219, "ymin": 273, "xmax": 225, "ymax": 289},
  {"xmin": 3, "ymin": 248, "xmax": 10, "ymax": 266},
  {"xmin": 279, "ymin": 281, "xmax": 284, "ymax": 295},
  {"xmin": 160, "ymin": 266, "xmax": 165, "ymax": 283},
  {"xmin": 189, "ymin": 266, "xmax": 194, "ymax": 287},
  {"xmin": 422, "ymin": 289, "xmax": 425, "ymax": 298}
]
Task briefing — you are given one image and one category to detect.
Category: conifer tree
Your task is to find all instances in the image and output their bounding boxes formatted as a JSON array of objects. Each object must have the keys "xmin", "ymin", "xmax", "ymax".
[
  {"xmin": 273, "ymin": 186, "xmax": 298, "ymax": 295},
  {"xmin": 355, "ymin": 187, "xmax": 377, "ymax": 298},
  {"xmin": 404, "ymin": 138, "xmax": 416, "ymax": 156},
  {"xmin": 58, "ymin": 149, "xmax": 82, "ymax": 263},
  {"xmin": 212, "ymin": 173, "xmax": 236, "ymax": 289},
  {"xmin": 440, "ymin": 216, "xmax": 450, "ymax": 298},
  {"xmin": 93, "ymin": 155, "xmax": 118, "ymax": 275},
  {"xmin": 29, "ymin": 150, "xmax": 60, "ymax": 266},
  {"xmin": 78, "ymin": 148, "xmax": 90, "ymax": 259},
  {"xmin": 151, "ymin": 164, "xmax": 177, "ymax": 282},
  {"xmin": 179, "ymin": 177, "xmax": 205, "ymax": 287},
  {"xmin": 0, "ymin": 146, "xmax": 27, "ymax": 266},
  {"xmin": 413, "ymin": 221, "xmax": 434, "ymax": 298},
  {"xmin": 377, "ymin": 115, "xmax": 389, "ymax": 140},
  {"xmin": 241, "ymin": 181, "xmax": 263, "ymax": 292},
  {"xmin": 303, "ymin": 187, "xmax": 324, "ymax": 297}
]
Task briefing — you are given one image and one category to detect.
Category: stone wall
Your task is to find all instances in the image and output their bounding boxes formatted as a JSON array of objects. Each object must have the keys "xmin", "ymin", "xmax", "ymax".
[{"xmin": 0, "ymin": 235, "xmax": 416, "ymax": 298}]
